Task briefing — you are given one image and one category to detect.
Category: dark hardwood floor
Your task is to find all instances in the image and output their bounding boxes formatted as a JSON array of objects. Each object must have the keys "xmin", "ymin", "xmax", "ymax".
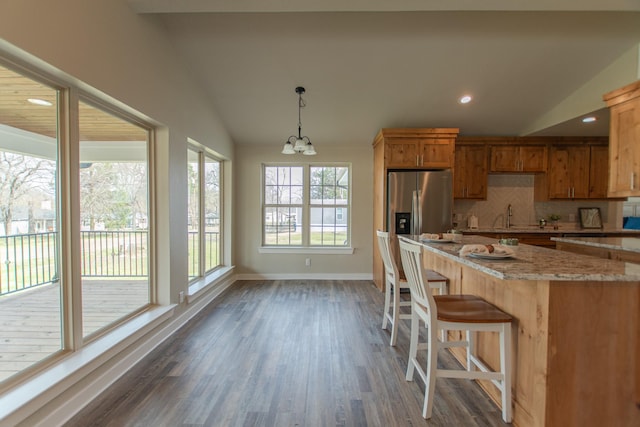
[{"xmin": 64, "ymin": 280, "xmax": 509, "ymax": 426}]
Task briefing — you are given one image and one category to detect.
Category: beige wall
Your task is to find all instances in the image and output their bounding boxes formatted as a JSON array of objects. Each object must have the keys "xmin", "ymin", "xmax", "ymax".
[{"xmin": 234, "ymin": 144, "xmax": 374, "ymax": 278}]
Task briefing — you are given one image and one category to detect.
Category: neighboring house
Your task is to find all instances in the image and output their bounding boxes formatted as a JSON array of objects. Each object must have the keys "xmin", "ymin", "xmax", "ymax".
[{"xmin": 0, "ymin": 205, "xmax": 56, "ymax": 236}]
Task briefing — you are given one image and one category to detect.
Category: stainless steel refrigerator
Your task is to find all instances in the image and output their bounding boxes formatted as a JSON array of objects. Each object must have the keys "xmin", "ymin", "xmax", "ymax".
[{"xmin": 387, "ymin": 170, "xmax": 453, "ymax": 265}]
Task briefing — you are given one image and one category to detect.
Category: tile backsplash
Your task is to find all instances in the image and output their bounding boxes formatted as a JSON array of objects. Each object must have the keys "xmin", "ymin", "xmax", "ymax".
[{"xmin": 453, "ymin": 174, "xmax": 622, "ymax": 230}]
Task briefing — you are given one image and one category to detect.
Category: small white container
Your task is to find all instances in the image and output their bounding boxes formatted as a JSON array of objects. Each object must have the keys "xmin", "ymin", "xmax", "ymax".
[{"xmin": 468, "ymin": 214, "xmax": 478, "ymax": 229}]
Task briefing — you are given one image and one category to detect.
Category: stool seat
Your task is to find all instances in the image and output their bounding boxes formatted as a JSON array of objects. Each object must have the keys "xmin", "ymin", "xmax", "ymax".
[{"xmin": 434, "ymin": 295, "xmax": 514, "ymax": 324}]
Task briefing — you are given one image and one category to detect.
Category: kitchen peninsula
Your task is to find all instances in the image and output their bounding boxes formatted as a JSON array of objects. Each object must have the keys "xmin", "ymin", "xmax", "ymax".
[
  {"xmin": 554, "ymin": 235, "xmax": 640, "ymax": 263},
  {"xmin": 463, "ymin": 227, "xmax": 640, "ymax": 248},
  {"xmin": 409, "ymin": 235, "xmax": 640, "ymax": 427}
]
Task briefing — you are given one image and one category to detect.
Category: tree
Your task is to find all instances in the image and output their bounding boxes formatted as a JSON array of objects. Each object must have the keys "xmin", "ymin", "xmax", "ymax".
[
  {"xmin": 0, "ymin": 151, "xmax": 55, "ymax": 235},
  {"xmin": 204, "ymin": 159, "xmax": 220, "ymax": 223},
  {"xmin": 80, "ymin": 162, "xmax": 148, "ymax": 230},
  {"xmin": 114, "ymin": 162, "xmax": 147, "ymax": 229},
  {"xmin": 310, "ymin": 166, "xmax": 348, "ymax": 203},
  {"xmin": 80, "ymin": 163, "xmax": 118, "ymax": 230}
]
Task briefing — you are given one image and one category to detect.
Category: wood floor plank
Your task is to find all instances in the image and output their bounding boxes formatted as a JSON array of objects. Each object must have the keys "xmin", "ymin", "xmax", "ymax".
[{"xmin": 64, "ymin": 280, "xmax": 510, "ymax": 426}]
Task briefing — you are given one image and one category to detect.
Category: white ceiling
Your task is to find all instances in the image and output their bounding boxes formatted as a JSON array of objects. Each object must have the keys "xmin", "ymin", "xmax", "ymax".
[{"xmin": 129, "ymin": 1, "xmax": 640, "ymax": 148}]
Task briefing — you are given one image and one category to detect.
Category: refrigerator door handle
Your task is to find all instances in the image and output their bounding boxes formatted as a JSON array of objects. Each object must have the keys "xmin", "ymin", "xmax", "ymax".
[{"xmin": 412, "ymin": 190, "xmax": 422, "ymax": 235}]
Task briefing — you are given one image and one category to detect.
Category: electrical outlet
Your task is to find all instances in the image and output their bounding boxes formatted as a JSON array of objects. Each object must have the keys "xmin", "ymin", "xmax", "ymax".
[
  {"xmin": 305, "ymin": 258, "xmax": 311, "ymax": 267},
  {"xmin": 179, "ymin": 291, "xmax": 185, "ymax": 303}
]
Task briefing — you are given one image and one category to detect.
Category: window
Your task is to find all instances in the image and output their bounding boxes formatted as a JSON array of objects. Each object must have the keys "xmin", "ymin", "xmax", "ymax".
[
  {"xmin": 188, "ymin": 145, "xmax": 222, "ymax": 280},
  {"xmin": 78, "ymin": 99, "xmax": 151, "ymax": 339},
  {"xmin": 263, "ymin": 164, "xmax": 350, "ymax": 247},
  {"xmin": 0, "ymin": 60, "xmax": 155, "ymax": 385}
]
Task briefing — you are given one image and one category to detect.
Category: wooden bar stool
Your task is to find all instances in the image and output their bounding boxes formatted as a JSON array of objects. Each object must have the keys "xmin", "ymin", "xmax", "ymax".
[
  {"xmin": 398, "ymin": 238, "xmax": 514, "ymax": 422},
  {"xmin": 376, "ymin": 230, "xmax": 447, "ymax": 346}
]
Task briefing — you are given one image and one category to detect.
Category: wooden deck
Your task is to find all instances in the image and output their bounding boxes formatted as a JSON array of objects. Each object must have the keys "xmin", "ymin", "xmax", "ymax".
[{"xmin": 0, "ymin": 279, "xmax": 148, "ymax": 383}]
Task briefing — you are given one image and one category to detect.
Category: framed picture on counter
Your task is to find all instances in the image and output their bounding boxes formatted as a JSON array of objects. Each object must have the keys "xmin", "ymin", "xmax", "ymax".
[{"xmin": 578, "ymin": 207, "xmax": 603, "ymax": 229}]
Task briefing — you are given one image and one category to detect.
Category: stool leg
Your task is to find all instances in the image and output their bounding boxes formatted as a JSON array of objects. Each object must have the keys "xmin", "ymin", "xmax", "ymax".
[
  {"xmin": 500, "ymin": 322, "xmax": 513, "ymax": 423},
  {"xmin": 466, "ymin": 329, "xmax": 474, "ymax": 371},
  {"xmin": 423, "ymin": 319, "xmax": 439, "ymax": 419},
  {"xmin": 406, "ymin": 307, "xmax": 419, "ymax": 381},
  {"xmin": 382, "ymin": 277, "xmax": 391, "ymax": 330},
  {"xmin": 437, "ymin": 282, "xmax": 447, "ymax": 342},
  {"xmin": 390, "ymin": 282, "xmax": 400, "ymax": 346}
]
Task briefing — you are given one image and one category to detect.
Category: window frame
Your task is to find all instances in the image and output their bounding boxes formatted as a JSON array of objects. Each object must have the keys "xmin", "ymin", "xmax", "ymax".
[
  {"xmin": 0, "ymin": 56, "xmax": 158, "ymax": 386},
  {"xmin": 76, "ymin": 94, "xmax": 155, "ymax": 342},
  {"xmin": 187, "ymin": 142, "xmax": 224, "ymax": 283},
  {"xmin": 261, "ymin": 163, "xmax": 352, "ymax": 252}
]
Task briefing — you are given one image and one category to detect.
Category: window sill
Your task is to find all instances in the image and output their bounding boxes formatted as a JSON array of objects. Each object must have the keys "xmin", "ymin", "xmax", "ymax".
[
  {"xmin": 258, "ymin": 247, "xmax": 355, "ymax": 255},
  {"xmin": 187, "ymin": 265, "xmax": 235, "ymax": 303}
]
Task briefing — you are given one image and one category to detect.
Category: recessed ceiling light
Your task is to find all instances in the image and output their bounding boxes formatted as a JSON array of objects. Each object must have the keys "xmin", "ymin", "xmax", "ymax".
[
  {"xmin": 27, "ymin": 98, "xmax": 53, "ymax": 106},
  {"xmin": 459, "ymin": 95, "xmax": 472, "ymax": 104},
  {"xmin": 582, "ymin": 116, "xmax": 597, "ymax": 123}
]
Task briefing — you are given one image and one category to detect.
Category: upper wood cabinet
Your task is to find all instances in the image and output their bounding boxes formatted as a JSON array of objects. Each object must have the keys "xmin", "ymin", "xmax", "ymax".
[
  {"xmin": 454, "ymin": 144, "xmax": 488, "ymax": 199},
  {"xmin": 533, "ymin": 139, "xmax": 615, "ymax": 201},
  {"xmin": 589, "ymin": 145, "xmax": 609, "ymax": 199},
  {"xmin": 371, "ymin": 128, "xmax": 458, "ymax": 290},
  {"xmin": 375, "ymin": 128, "xmax": 458, "ymax": 169},
  {"xmin": 547, "ymin": 145, "xmax": 591, "ymax": 199},
  {"xmin": 603, "ymin": 80, "xmax": 640, "ymax": 197},
  {"xmin": 490, "ymin": 144, "xmax": 547, "ymax": 172}
]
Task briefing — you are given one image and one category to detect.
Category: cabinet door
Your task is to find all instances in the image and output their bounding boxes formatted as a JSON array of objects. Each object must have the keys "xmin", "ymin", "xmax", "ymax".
[
  {"xmin": 547, "ymin": 147, "xmax": 572, "ymax": 198},
  {"xmin": 454, "ymin": 145, "xmax": 487, "ymax": 199},
  {"xmin": 419, "ymin": 138, "xmax": 454, "ymax": 168},
  {"xmin": 589, "ymin": 145, "xmax": 609, "ymax": 199},
  {"xmin": 490, "ymin": 146, "xmax": 520, "ymax": 172},
  {"xmin": 519, "ymin": 145, "xmax": 547, "ymax": 172},
  {"xmin": 548, "ymin": 146, "xmax": 590, "ymax": 199},
  {"xmin": 568, "ymin": 146, "xmax": 590, "ymax": 198},
  {"xmin": 453, "ymin": 146, "xmax": 466, "ymax": 198},
  {"xmin": 385, "ymin": 140, "xmax": 420, "ymax": 168},
  {"xmin": 608, "ymin": 100, "xmax": 640, "ymax": 196}
]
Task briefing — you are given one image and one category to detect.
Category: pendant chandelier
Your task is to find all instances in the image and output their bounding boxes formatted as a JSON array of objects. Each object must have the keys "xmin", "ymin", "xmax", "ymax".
[{"xmin": 282, "ymin": 86, "xmax": 316, "ymax": 155}]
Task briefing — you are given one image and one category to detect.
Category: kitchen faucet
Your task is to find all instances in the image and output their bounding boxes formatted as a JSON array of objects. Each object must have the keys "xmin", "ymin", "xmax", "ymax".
[{"xmin": 506, "ymin": 204, "xmax": 513, "ymax": 228}]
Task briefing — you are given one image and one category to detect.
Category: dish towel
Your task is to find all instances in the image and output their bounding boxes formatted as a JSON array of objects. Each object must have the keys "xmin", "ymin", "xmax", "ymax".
[
  {"xmin": 420, "ymin": 233, "xmax": 442, "ymax": 240},
  {"xmin": 459, "ymin": 244, "xmax": 515, "ymax": 257}
]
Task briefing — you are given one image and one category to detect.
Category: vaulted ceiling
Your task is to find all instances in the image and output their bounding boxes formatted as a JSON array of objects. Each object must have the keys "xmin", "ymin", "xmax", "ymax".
[{"xmin": 128, "ymin": 1, "xmax": 640, "ymax": 148}]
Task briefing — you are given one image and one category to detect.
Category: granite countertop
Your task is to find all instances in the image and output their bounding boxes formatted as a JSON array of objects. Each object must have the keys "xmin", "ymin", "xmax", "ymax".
[
  {"xmin": 405, "ymin": 235, "xmax": 640, "ymax": 282},
  {"xmin": 460, "ymin": 227, "xmax": 640, "ymax": 234},
  {"xmin": 552, "ymin": 236, "xmax": 640, "ymax": 253}
]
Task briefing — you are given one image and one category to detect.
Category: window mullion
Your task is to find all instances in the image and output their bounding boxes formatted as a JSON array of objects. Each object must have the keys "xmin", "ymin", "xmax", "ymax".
[
  {"xmin": 302, "ymin": 165, "xmax": 310, "ymax": 246},
  {"xmin": 198, "ymin": 151, "xmax": 206, "ymax": 277},
  {"xmin": 59, "ymin": 86, "xmax": 84, "ymax": 351}
]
